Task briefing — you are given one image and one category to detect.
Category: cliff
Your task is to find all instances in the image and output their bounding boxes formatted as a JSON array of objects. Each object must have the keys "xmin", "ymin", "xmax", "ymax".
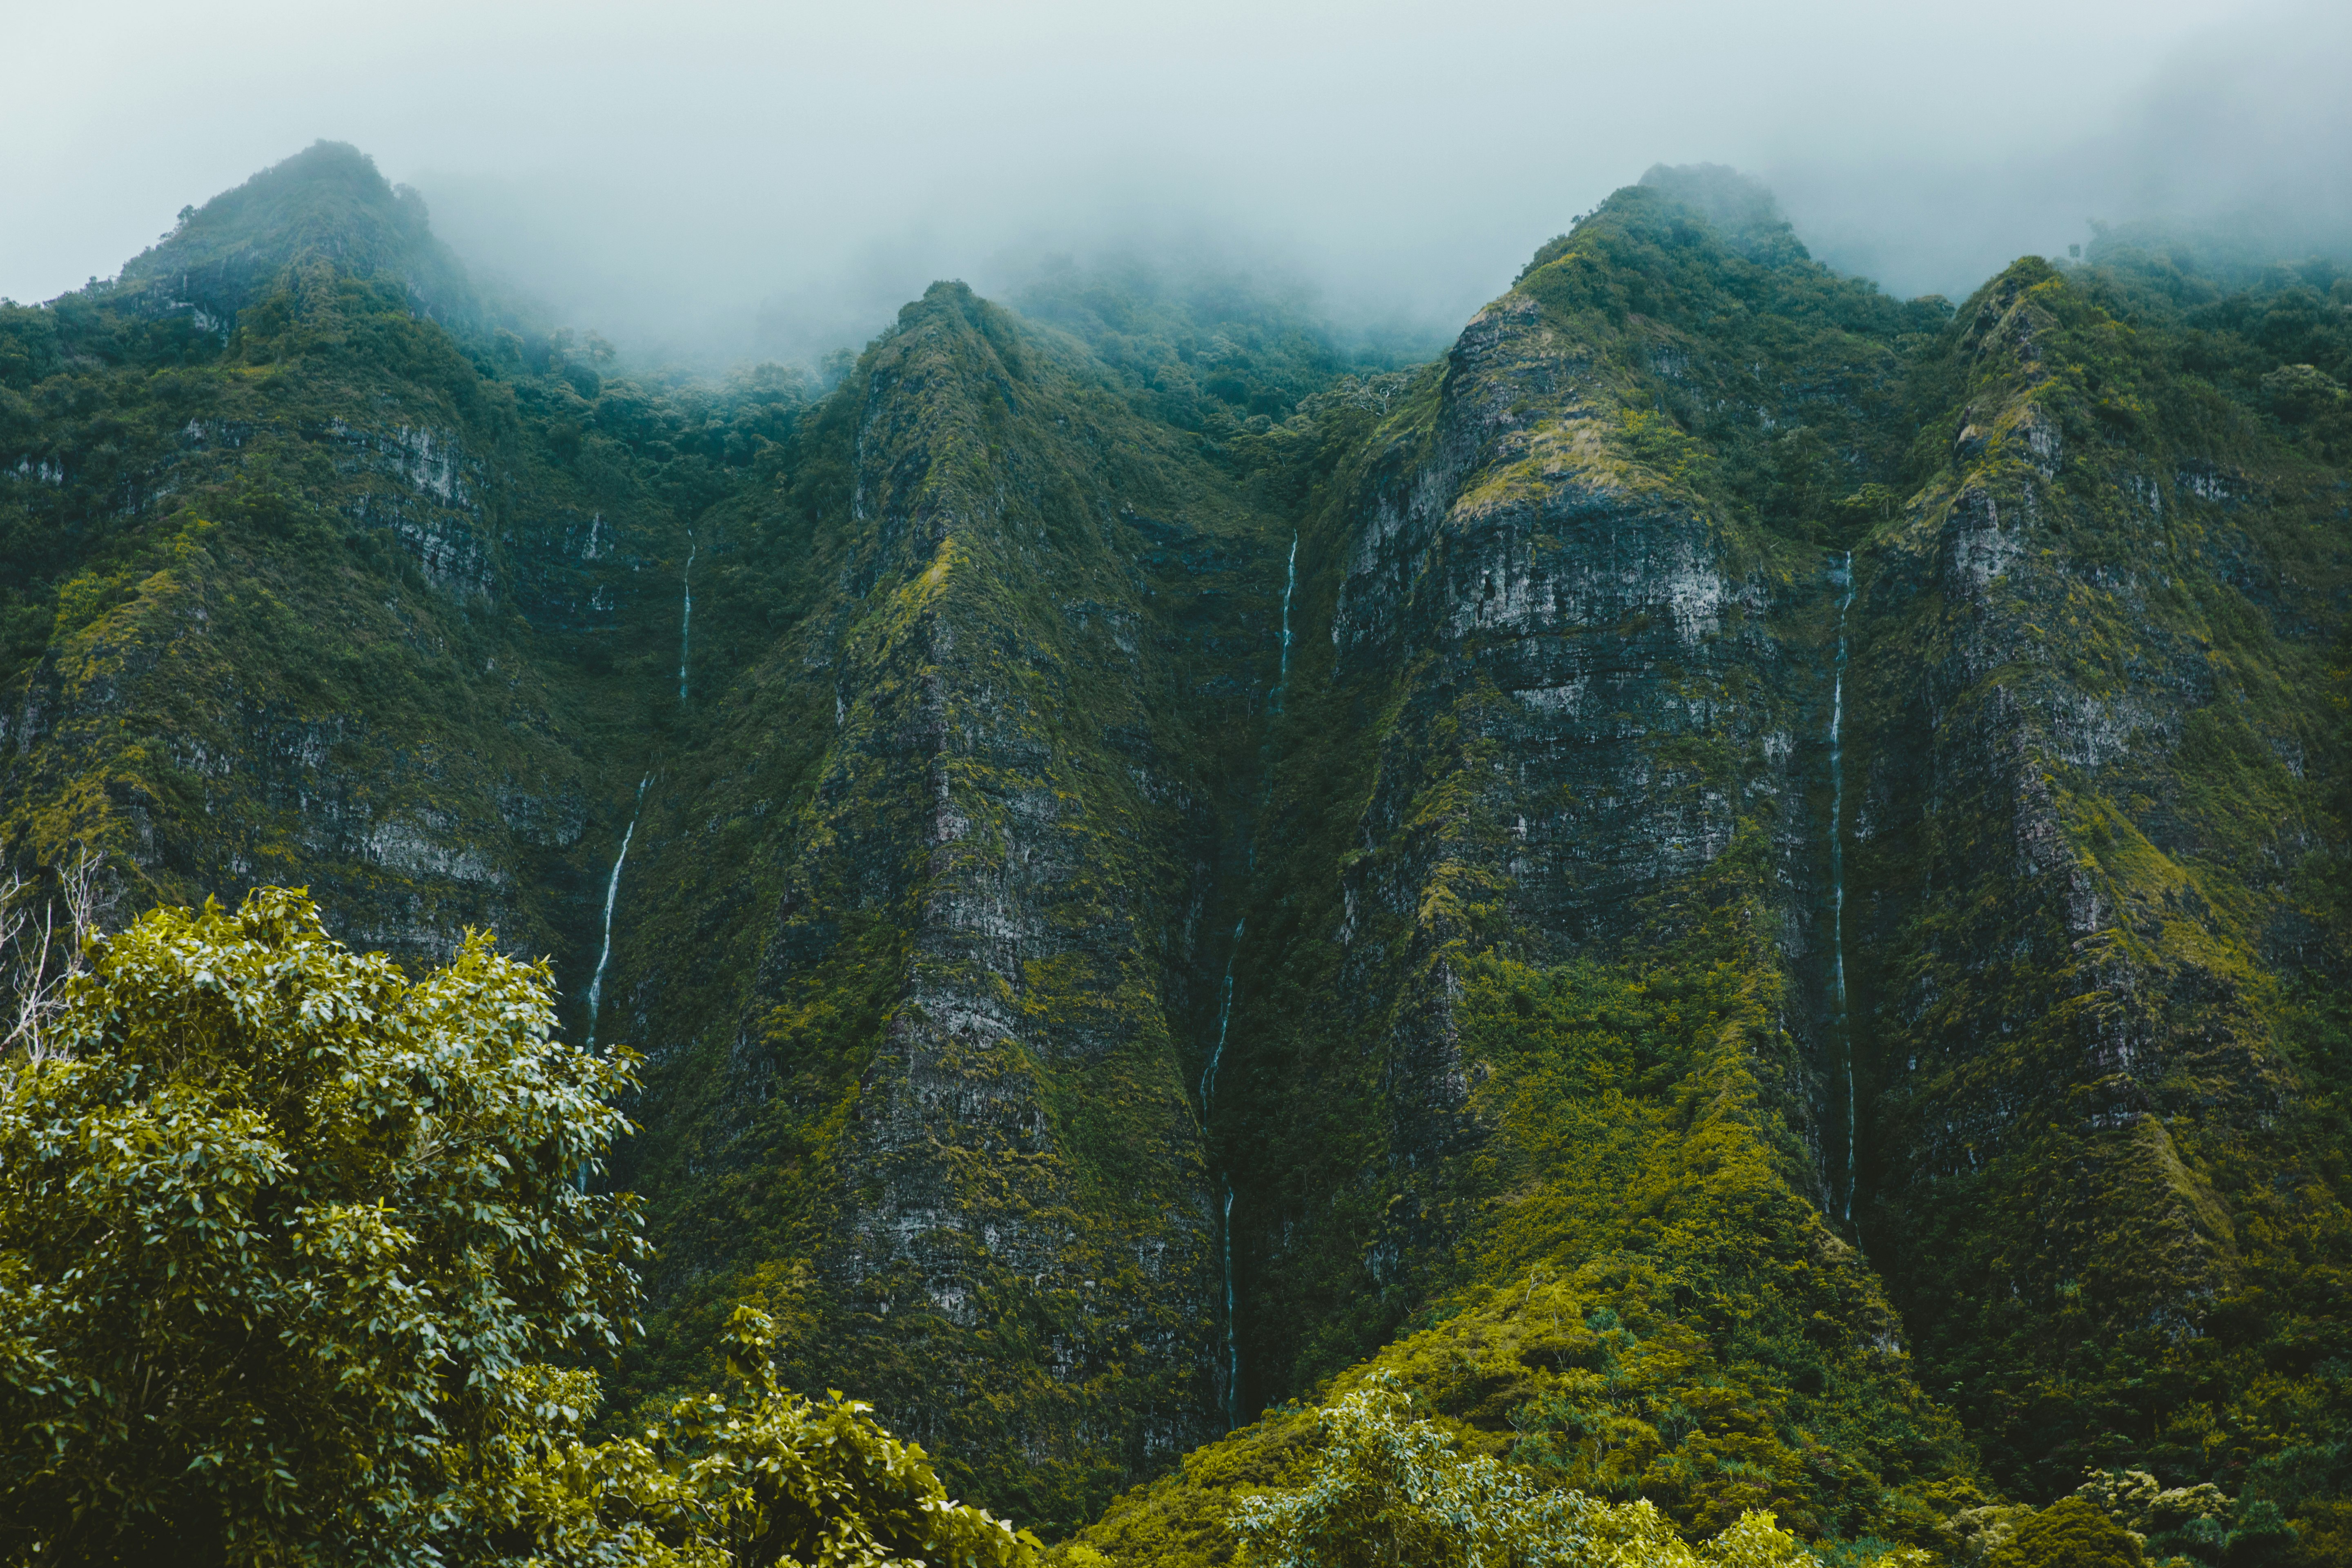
[{"xmin": 4, "ymin": 147, "xmax": 2347, "ymax": 1558}]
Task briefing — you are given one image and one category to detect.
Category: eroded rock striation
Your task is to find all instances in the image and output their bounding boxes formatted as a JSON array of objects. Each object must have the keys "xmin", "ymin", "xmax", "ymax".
[{"xmin": 5, "ymin": 149, "xmax": 2347, "ymax": 1552}]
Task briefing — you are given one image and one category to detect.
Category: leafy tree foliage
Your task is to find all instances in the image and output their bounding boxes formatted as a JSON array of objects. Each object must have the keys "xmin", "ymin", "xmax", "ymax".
[
  {"xmin": 0, "ymin": 886, "xmax": 642, "ymax": 1562},
  {"xmin": 459, "ymin": 1306, "xmax": 1037, "ymax": 1566},
  {"xmin": 0, "ymin": 886, "xmax": 1035, "ymax": 1566},
  {"xmin": 1983, "ymin": 1497, "xmax": 2145, "ymax": 1568},
  {"xmin": 1232, "ymin": 1375, "xmax": 1917, "ymax": 1568}
]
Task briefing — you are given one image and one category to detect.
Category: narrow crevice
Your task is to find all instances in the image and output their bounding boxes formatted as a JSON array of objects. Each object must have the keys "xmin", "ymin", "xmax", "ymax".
[
  {"xmin": 1199, "ymin": 529, "xmax": 1300, "ymax": 1431},
  {"xmin": 585, "ymin": 773, "xmax": 649, "ymax": 1056},
  {"xmin": 1826, "ymin": 549, "xmax": 1856, "ymax": 1223}
]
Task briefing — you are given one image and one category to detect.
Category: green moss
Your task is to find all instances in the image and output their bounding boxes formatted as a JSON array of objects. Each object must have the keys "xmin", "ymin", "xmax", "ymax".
[
  {"xmin": 9, "ymin": 150, "xmax": 2350, "ymax": 1561},
  {"xmin": 1846, "ymin": 253, "xmax": 2352, "ymax": 1541},
  {"xmin": 1078, "ymin": 879, "xmax": 1971, "ymax": 1565}
]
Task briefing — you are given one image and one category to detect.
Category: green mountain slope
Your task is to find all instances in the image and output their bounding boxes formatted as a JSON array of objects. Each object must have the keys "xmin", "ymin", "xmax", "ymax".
[
  {"xmin": 599, "ymin": 281, "xmax": 1302, "ymax": 1528},
  {"xmin": 1849, "ymin": 254, "xmax": 2352, "ymax": 1534},
  {"xmin": 1069, "ymin": 167, "xmax": 1980, "ymax": 1566},
  {"xmin": 1072, "ymin": 178, "xmax": 2352, "ymax": 1566},
  {"xmin": 4, "ymin": 147, "xmax": 2348, "ymax": 1562},
  {"xmin": 1218, "ymin": 168, "xmax": 1950, "ymax": 1393}
]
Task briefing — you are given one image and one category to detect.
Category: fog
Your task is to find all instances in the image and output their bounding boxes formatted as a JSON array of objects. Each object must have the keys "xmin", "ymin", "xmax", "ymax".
[{"xmin": 5, "ymin": 0, "xmax": 2346, "ymax": 366}]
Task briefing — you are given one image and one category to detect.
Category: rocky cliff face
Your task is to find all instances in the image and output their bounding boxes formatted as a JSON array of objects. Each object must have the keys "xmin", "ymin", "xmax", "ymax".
[
  {"xmin": 6, "ymin": 149, "xmax": 2348, "ymax": 1557},
  {"xmin": 582, "ymin": 283, "xmax": 1306, "ymax": 1527},
  {"xmin": 1849, "ymin": 257, "xmax": 2352, "ymax": 1501},
  {"xmin": 0, "ymin": 145, "xmax": 782, "ymax": 995},
  {"xmin": 1218, "ymin": 179, "xmax": 1943, "ymax": 1399},
  {"xmin": 1054, "ymin": 177, "xmax": 1981, "ymax": 1558},
  {"xmin": 1075, "ymin": 183, "xmax": 2351, "ymax": 1563}
]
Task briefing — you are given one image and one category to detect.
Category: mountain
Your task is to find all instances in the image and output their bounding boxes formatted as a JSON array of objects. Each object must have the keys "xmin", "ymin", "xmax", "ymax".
[
  {"xmin": 117, "ymin": 140, "xmax": 481, "ymax": 334},
  {"xmin": 3, "ymin": 148, "xmax": 2346, "ymax": 1562}
]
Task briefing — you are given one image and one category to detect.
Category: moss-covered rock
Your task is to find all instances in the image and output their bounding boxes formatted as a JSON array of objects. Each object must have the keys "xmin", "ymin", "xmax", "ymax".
[{"xmin": 7, "ymin": 147, "xmax": 2348, "ymax": 1559}]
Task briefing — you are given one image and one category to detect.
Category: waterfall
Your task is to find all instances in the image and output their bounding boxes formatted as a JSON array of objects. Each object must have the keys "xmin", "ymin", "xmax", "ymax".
[
  {"xmin": 678, "ymin": 536, "xmax": 695, "ymax": 703},
  {"xmin": 584, "ymin": 775, "xmax": 648, "ymax": 1055},
  {"xmin": 1199, "ymin": 920, "xmax": 1244, "ymax": 1107},
  {"xmin": 1199, "ymin": 536, "xmax": 1302, "ymax": 1430},
  {"xmin": 1221, "ymin": 1182, "xmax": 1238, "ymax": 1423},
  {"xmin": 1274, "ymin": 533, "xmax": 1298, "ymax": 706},
  {"xmin": 1828, "ymin": 551, "xmax": 1855, "ymax": 1221},
  {"xmin": 1198, "ymin": 918, "xmax": 1245, "ymax": 1430}
]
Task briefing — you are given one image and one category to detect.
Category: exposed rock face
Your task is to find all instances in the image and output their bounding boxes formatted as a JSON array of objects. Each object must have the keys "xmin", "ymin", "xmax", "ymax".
[
  {"xmin": 1334, "ymin": 292, "xmax": 1795, "ymax": 949},
  {"xmin": 1848, "ymin": 259, "xmax": 2348, "ymax": 1495},
  {"xmin": 7, "ymin": 148, "xmax": 2348, "ymax": 1550},
  {"xmin": 1067, "ymin": 179, "xmax": 2351, "ymax": 1567},
  {"xmin": 1322, "ymin": 300, "xmax": 1813, "ymax": 1169},
  {"xmin": 1221, "ymin": 193, "xmax": 1937, "ymax": 1403},
  {"xmin": 601, "ymin": 285, "xmax": 1289, "ymax": 1526},
  {"xmin": 0, "ymin": 149, "xmax": 699, "ymax": 984}
]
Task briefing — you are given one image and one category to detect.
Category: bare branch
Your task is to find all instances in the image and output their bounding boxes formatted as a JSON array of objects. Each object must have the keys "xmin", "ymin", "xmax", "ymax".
[{"xmin": 1, "ymin": 846, "xmax": 117, "ymax": 1063}]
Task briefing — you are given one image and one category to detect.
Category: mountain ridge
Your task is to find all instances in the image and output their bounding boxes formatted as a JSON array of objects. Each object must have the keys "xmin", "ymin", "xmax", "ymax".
[{"xmin": 2, "ymin": 145, "xmax": 2347, "ymax": 1563}]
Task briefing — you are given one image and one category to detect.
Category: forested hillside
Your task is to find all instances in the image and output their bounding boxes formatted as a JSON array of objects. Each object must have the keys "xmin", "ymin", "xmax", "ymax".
[{"xmin": 3, "ymin": 144, "xmax": 2346, "ymax": 1565}]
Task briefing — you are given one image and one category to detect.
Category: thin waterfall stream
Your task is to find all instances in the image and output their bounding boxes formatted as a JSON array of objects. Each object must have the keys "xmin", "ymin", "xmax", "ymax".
[
  {"xmin": 1828, "ymin": 551, "xmax": 1855, "ymax": 1220},
  {"xmin": 1199, "ymin": 920, "xmax": 1243, "ymax": 1108},
  {"xmin": 678, "ymin": 535, "xmax": 695, "ymax": 703},
  {"xmin": 584, "ymin": 775, "xmax": 648, "ymax": 1055},
  {"xmin": 1199, "ymin": 533, "xmax": 1305, "ymax": 1430},
  {"xmin": 1200, "ymin": 921, "xmax": 1244, "ymax": 1429},
  {"xmin": 1275, "ymin": 532, "xmax": 1298, "ymax": 703},
  {"xmin": 1220, "ymin": 1187, "xmax": 1237, "ymax": 1414}
]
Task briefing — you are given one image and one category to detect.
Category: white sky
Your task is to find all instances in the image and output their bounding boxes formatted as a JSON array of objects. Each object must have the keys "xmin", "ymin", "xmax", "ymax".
[{"xmin": 4, "ymin": 0, "xmax": 2344, "ymax": 362}]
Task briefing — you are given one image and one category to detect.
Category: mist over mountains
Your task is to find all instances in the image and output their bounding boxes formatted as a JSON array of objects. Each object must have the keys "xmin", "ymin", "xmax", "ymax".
[
  {"xmin": 6, "ymin": 1, "xmax": 2348, "ymax": 371},
  {"xmin": 4, "ymin": 6, "xmax": 2352, "ymax": 1564}
]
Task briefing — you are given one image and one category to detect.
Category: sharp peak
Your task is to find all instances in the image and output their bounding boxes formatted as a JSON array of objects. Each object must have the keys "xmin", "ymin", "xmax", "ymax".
[
  {"xmin": 1511, "ymin": 162, "xmax": 1812, "ymax": 289},
  {"xmin": 1633, "ymin": 162, "xmax": 1786, "ymax": 235},
  {"xmin": 116, "ymin": 140, "xmax": 477, "ymax": 330}
]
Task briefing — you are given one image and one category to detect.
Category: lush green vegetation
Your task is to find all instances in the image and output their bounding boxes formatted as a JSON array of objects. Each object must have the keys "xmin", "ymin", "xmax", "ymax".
[
  {"xmin": 1228, "ymin": 1374, "xmax": 1844, "ymax": 1568},
  {"xmin": 5, "ymin": 142, "xmax": 2351, "ymax": 1565},
  {"xmin": 1074, "ymin": 871, "xmax": 1973, "ymax": 1565},
  {"xmin": 1510, "ymin": 164, "xmax": 1952, "ymax": 549},
  {"xmin": 604, "ymin": 274, "xmax": 1328, "ymax": 1535},
  {"xmin": 1061, "ymin": 171, "xmax": 2351, "ymax": 1568},
  {"xmin": 0, "ymin": 883, "xmax": 1034, "ymax": 1565},
  {"xmin": 1844, "ymin": 236, "xmax": 2352, "ymax": 1568},
  {"xmin": 1186, "ymin": 164, "xmax": 1941, "ymax": 1446}
]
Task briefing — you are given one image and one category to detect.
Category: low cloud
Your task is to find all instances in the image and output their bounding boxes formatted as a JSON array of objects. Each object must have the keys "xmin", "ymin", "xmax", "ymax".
[{"xmin": 4, "ymin": 0, "xmax": 2343, "ymax": 363}]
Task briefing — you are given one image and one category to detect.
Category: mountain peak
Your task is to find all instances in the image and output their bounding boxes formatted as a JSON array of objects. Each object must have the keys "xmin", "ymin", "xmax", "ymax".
[
  {"xmin": 115, "ymin": 140, "xmax": 476, "ymax": 331},
  {"xmin": 1636, "ymin": 162, "xmax": 1782, "ymax": 233}
]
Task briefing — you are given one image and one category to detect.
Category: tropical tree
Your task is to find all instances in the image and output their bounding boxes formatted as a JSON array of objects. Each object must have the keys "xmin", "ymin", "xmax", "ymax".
[
  {"xmin": 459, "ymin": 1305, "xmax": 1037, "ymax": 1566},
  {"xmin": 0, "ymin": 884, "xmax": 644, "ymax": 1563},
  {"xmin": 1234, "ymin": 1374, "xmax": 1919, "ymax": 1568},
  {"xmin": 0, "ymin": 881, "xmax": 1036, "ymax": 1565}
]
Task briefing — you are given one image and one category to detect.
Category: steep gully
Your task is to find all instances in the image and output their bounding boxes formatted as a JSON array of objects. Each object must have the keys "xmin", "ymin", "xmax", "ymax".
[
  {"xmin": 588, "ymin": 544, "xmax": 695, "ymax": 1061},
  {"xmin": 585, "ymin": 775, "xmax": 650, "ymax": 1056},
  {"xmin": 1828, "ymin": 550, "xmax": 1855, "ymax": 1222},
  {"xmin": 1202, "ymin": 531, "xmax": 1299, "ymax": 1430},
  {"xmin": 679, "ymin": 534, "xmax": 695, "ymax": 704}
]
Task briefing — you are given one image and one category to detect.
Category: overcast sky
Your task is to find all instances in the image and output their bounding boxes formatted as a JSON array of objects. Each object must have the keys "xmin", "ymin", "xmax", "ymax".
[{"xmin": 5, "ymin": 0, "xmax": 2345, "ymax": 364}]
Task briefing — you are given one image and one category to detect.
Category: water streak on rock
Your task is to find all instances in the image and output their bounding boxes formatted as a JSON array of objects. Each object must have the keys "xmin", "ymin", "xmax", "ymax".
[
  {"xmin": 1199, "ymin": 918, "xmax": 1245, "ymax": 1429},
  {"xmin": 1275, "ymin": 532, "xmax": 1298, "ymax": 706},
  {"xmin": 1221, "ymin": 1182, "xmax": 1238, "ymax": 1423},
  {"xmin": 1829, "ymin": 550, "xmax": 1855, "ymax": 1220},
  {"xmin": 1199, "ymin": 919, "xmax": 1244, "ymax": 1108},
  {"xmin": 679, "ymin": 536, "xmax": 696, "ymax": 703},
  {"xmin": 585, "ymin": 775, "xmax": 648, "ymax": 1054}
]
